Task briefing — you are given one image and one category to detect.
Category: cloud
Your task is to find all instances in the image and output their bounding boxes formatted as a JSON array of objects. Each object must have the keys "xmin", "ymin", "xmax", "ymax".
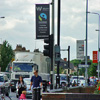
[
  {"xmin": 0, "ymin": 0, "xmax": 100, "ymax": 60},
  {"xmin": 89, "ymin": 0, "xmax": 100, "ymax": 12}
]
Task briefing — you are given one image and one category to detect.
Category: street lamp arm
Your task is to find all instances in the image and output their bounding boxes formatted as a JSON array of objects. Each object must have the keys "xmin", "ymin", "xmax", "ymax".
[{"xmin": 88, "ymin": 12, "xmax": 100, "ymax": 16}]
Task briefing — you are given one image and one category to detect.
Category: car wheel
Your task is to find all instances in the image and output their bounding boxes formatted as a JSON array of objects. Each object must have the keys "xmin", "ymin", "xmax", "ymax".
[
  {"xmin": 16, "ymin": 95, "xmax": 19, "ymax": 98},
  {"xmin": 61, "ymin": 83, "xmax": 66, "ymax": 87},
  {"xmin": 6, "ymin": 92, "xmax": 9, "ymax": 96},
  {"xmin": 11, "ymin": 89, "xmax": 15, "ymax": 92}
]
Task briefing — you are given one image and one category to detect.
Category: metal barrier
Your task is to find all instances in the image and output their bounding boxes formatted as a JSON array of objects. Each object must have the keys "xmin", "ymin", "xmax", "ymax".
[{"xmin": 32, "ymin": 87, "xmax": 41, "ymax": 100}]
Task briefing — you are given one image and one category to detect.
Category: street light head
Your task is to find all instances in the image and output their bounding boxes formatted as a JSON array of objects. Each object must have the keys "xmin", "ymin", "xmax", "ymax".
[
  {"xmin": 0, "ymin": 16, "xmax": 5, "ymax": 18},
  {"xmin": 95, "ymin": 29, "xmax": 100, "ymax": 31},
  {"xmin": 87, "ymin": 11, "xmax": 90, "ymax": 13}
]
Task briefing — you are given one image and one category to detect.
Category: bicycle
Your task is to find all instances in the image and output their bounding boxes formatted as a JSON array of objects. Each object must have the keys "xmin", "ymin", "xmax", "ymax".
[{"xmin": 0, "ymin": 86, "xmax": 12, "ymax": 100}]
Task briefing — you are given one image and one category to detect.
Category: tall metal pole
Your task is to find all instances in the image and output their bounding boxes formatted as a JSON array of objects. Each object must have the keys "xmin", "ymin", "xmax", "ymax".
[
  {"xmin": 56, "ymin": 0, "xmax": 61, "ymax": 88},
  {"xmin": 85, "ymin": 0, "xmax": 88, "ymax": 86},
  {"xmin": 50, "ymin": 0, "xmax": 55, "ymax": 89},
  {"xmin": 68, "ymin": 46, "xmax": 70, "ymax": 87},
  {"xmin": 98, "ymin": 15, "xmax": 100, "ymax": 79}
]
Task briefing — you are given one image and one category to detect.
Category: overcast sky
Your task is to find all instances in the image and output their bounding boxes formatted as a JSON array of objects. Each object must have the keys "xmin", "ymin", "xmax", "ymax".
[{"xmin": 0, "ymin": 0, "xmax": 100, "ymax": 60}]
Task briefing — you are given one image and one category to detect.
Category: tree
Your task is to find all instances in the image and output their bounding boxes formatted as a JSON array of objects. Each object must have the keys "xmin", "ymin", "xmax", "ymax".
[
  {"xmin": 88, "ymin": 63, "xmax": 97, "ymax": 77},
  {"xmin": 0, "ymin": 40, "xmax": 14, "ymax": 71},
  {"xmin": 71, "ymin": 59, "xmax": 81, "ymax": 67}
]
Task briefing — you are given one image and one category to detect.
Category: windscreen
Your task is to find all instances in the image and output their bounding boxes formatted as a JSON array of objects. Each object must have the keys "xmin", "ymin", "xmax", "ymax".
[
  {"xmin": 0, "ymin": 76, "xmax": 4, "ymax": 82},
  {"xmin": 60, "ymin": 75, "xmax": 67, "ymax": 80},
  {"xmin": 24, "ymin": 79, "xmax": 31, "ymax": 85},
  {"xmin": 13, "ymin": 63, "xmax": 33, "ymax": 72}
]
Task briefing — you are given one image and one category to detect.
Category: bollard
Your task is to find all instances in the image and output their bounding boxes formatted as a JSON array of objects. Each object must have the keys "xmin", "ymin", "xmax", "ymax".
[
  {"xmin": 32, "ymin": 88, "xmax": 37, "ymax": 100},
  {"xmin": 37, "ymin": 87, "xmax": 41, "ymax": 100}
]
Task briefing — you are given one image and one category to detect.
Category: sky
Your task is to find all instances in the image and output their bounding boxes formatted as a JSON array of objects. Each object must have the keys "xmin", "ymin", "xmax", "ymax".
[{"xmin": 0, "ymin": 0, "xmax": 100, "ymax": 60}]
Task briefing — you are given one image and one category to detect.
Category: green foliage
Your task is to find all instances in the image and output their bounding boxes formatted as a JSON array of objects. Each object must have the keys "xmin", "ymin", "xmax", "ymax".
[
  {"xmin": 94, "ymin": 81, "xmax": 100, "ymax": 94},
  {"xmin": 55, "ymin": 66, "xmax": 64, "ymax": 74},
  {"xmin": 88, "ymin": 63, "xmax": 97, "ymax": 77},
  {"xmin": 71, "ymin": 59, "xmax": 97, "ymax": 77},
  {"xmin": 79, "ymin": 68, "xmax": 85, "ymax": 76},
  {"xmin": 71, "ymin": 59, "xmax": 81, "ymax": 66},
  {"xmin": 0, "ymin": 40, "xmax": 14, "ymax": 71}
]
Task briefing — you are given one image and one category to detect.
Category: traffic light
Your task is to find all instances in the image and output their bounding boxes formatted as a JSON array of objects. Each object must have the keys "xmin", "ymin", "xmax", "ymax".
[
  {"xmin": 81, "ymin": 61, "xmax": 91, "ymax": 65},
  {"xmin": 43, "ymin": 34, "xmax": 53, "ymax": 58}
]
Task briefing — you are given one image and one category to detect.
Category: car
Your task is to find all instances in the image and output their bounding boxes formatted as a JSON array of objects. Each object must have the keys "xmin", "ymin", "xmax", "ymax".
[
  {"xmin": 79, "ymin": 79, "xmax": 86, "ymax": 86},
  {"xmin": 54, "ymin": 74, "xmax": 68, "ymax": 88},
  {"xmin": 0, "ymin": 73, "xmax": 10, "ymax": 96},
  {"xmin": 71, "ymin": 76, "xmax": 84, "ymax": 80},
  {"xmin": 71, "ymin": 79, "xmax": 80, "ymax": 86},
  {"xmin": 16, "ymin": 78, "xmax": 32, "ymax": 99}
]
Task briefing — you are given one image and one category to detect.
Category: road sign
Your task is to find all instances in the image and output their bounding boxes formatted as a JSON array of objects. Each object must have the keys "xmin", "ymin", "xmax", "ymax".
[{"xmin": 78, "ymin": 64, "xmax": 89, "ymax": 68}]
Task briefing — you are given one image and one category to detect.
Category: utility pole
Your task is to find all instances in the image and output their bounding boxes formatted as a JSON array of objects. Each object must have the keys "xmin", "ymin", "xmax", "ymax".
[
  {"xmin": 68, "ymin": 46, "xmax": 70, "ymax": 87},
  {"xmin": 56, "ymin": 0, "xmax": 61, "ymax": 88},
  {"xmin": 85, "ymin": 0, "xmax": 88, "ymax": 86},
  {"xmin": 50, "ymin": 0, "xmax": 55, "ymax": 89}
]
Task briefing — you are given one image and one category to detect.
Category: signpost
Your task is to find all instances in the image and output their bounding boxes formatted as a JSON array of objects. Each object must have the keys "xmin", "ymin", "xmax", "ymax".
[
  {"xmin": 78, "ymin": 64, "xmax": 89, "ymax": 68},
  {"xmin": 36, "ymin": 4, "xmax": 50, "ymax": 39}
]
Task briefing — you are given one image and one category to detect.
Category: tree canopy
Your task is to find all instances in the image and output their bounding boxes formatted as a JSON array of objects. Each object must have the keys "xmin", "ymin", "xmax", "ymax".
[{"xmin": 0, "ymin": 40, "xmax": 14, "ymax": 71}]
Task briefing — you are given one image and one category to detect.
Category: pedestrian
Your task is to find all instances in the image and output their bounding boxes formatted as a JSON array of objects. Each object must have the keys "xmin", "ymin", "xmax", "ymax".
[
  {"xmin": 87, "ymin": 78, "xmax": 90, "ymax": 86},
  {"xmin": 19, "ymin": 91, "xmax": 26, "ymax": 100},
  {"xmin": 29, "ymin": 70, "xmax": 42, "ymax": 100},
  {"xmin": 16, "ymin": 76, "xmax": 26, "ymax": 97}
]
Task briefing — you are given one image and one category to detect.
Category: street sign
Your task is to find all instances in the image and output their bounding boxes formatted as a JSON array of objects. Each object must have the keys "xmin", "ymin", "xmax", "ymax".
[{"xmin": 78, "ymin": 64, "xmax": 89, "ymax": 68}]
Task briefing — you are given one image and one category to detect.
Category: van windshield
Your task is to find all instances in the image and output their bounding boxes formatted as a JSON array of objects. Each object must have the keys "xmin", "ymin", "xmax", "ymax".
[
  {"xmin": 0, "ymin": 76, "xmax": 4, "ymax": 82},
  {"xmin": 60, "ymin": 76, "xmax": 67, "ymax": 80},
  {"xmin": 13, "ymin": 63, "xmax": 33, "ymax": 72}
]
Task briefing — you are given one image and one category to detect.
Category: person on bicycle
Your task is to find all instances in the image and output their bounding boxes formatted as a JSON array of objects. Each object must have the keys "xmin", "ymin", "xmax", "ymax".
[{"xmin": 29, "ymin": 70, "xmax": 42, "ymax": 99}]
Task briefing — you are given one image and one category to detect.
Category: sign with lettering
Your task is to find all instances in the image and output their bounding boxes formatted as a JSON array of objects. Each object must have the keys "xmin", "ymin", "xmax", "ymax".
[
  {"xmin": 36, "ymin": 4, "xmax": 50, "ymax": 39},
  {"xmin": 93, "ymin": 51, "xmax": 98, "ymax": 63},
  {"xmin": 77, "ymin": 40, "xmax": 84, "ymax": 60}
]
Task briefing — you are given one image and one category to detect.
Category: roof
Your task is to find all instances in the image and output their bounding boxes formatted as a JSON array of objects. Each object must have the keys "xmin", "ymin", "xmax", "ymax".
[{"xmin": 59, "ymin": 60, "xmax": 74, "ymax": 70}]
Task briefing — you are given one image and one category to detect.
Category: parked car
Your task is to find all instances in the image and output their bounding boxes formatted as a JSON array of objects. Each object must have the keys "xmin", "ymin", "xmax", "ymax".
[
  {"xmin": 0, "ymin": 73, "xmax": 10, "ymax": 96},
  {"xmin": 79, "ymin": 79, "xmax": 86, "ymax": 86},
  {"xmin": 71, "ymin": 79, "xmax": 80, "ymax": 86},
  {"xmin": 71, "ymin": 76, "xmax": 84, "ymax": 80},
  {"xmin": 54, "ymin": 74, "xmax": 68, "ymax": 88},
  {"xmin": 16, "ymin": 78, "xmax": 32, "ymax": 99}
]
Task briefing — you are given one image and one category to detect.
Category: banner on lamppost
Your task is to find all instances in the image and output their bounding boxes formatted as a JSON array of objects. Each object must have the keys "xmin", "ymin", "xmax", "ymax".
[
  {"xmin": 93, "ymin": 51, "xmax": 98, "ymax": 63},
  {"xmin": 36, "ymin": 4, "xmax": 50, "ymax": 39},
  {"xmin": 76, "ymin": 40, "xmax": 84, "ymax": 60}
]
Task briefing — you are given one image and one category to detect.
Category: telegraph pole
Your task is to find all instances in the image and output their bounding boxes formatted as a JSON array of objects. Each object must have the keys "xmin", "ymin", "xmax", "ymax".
[
  {"xmin": 85, "ymin": 0, "xmax": 88, "ymax": 86},
  {"xmin": 50, "ymin": 0, "xmax": 55, "ymax": 89},
  {"xmin": 56, "ymin": 0, "xmax": 61, "ymax": 88},
  {"xmin": 68, "ymin": 46, "xmax": 70, "ymax": 87}
]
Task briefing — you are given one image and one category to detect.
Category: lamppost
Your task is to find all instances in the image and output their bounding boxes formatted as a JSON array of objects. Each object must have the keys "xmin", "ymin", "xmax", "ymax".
[
  {"xmin": 85, "ymin": 0, "xmax": 88, "ymax": 86},
  {"xmin": 88, "ymin": 12, "xmax": 100, "ymax": 79}
]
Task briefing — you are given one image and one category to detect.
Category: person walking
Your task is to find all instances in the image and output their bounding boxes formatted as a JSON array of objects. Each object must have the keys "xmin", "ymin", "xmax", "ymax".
[
  {"xmin": 16, "ymin": 76, "xmax": 26, "ymax": 97},
  {"xmin": 29, "ymin": 70, "xmax": 42, "ymax": 100}
]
